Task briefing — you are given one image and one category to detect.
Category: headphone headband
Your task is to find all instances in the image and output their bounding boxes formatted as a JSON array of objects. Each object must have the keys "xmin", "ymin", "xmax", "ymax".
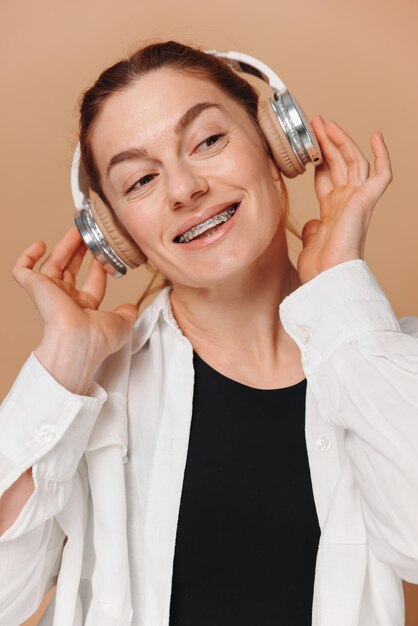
[
  {"xmin": 71, "ymin": 48, "xmax": 322, "ymax": 277},
  {"xmin": 205, "ymin": 50, "xmax": 287, "ymax": 93},
  {"xmin": 71, "ymin": 52, "xmax": 287, "ymax": 211},
  {"xmin": 71, "ymin": 143, "xmax": 89, "ymax": 211}
]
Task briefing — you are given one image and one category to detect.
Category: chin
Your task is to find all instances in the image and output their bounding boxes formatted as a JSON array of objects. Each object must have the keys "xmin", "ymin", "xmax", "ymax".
[
  {"xmin": 165, "ymin": 250, "xmax": 267, "ymax": 291},
  {"xmin": 144, "ymin": 222, "xmax": 281, "ymax": 289}
]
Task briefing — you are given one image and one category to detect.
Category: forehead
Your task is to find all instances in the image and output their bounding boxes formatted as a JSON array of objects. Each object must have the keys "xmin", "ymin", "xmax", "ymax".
[{"xmin": 90, "ymin": 69, "xmax": 244, "ymax": 165}]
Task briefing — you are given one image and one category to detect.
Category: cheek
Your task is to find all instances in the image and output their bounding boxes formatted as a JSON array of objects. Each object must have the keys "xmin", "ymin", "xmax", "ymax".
[
  {"xmin": 221, "ymin": 145, "xmax": 261, "ymax": 186},
  {"xmin": 118, "ymin": 205, "xmax": 163, "ymax": 252}
]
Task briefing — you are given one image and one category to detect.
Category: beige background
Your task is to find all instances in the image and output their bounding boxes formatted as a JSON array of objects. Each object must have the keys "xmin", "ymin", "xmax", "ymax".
[{"xmin": 1, "ymin": 0, "xmax": 417, "ymax": 623}]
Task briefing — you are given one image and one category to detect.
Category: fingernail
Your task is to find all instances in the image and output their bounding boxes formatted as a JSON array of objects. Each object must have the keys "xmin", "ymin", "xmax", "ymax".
[{"xmin": 378, "ymin": 130, "xmax": 384, "ymax": 140}]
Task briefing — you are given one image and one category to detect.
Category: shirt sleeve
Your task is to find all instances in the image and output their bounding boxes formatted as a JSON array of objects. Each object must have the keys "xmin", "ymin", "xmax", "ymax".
[
  {"xmin": 279, "ymin": 259, "xmax": 418, "ymax": 583},
  {"xmin": 0, "ymin": 352, "xmax": 107, "ymax": 621}
]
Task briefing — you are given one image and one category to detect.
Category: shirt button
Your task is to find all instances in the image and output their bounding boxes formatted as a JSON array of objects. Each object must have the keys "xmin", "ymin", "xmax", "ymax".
[
  {"xmin": 35, "ymin": 424, "xmax": 56, "ymax": 444},
  {"xmin": 299, "ymin": 327, "xmax": 311, "ymax": 345},
  {"xmin": 316, "ymin": 436, "xmax": 332, "ymax": 452}
]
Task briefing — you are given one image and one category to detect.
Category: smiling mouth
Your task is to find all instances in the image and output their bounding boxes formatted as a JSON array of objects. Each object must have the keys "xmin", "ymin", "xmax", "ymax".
[{"xmin": 173, "ymin": 203, "xmax": 240, "ymax": 243}]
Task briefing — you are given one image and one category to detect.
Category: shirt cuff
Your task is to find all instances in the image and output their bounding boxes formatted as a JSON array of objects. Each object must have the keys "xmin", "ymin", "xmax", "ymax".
[
  {"xmin": 279, "ymin": 260, "xmax": 400, "ymax": 375},
  {"xmin": 0, "ymin": 353, "xmax": 107, "ymax": 492}
]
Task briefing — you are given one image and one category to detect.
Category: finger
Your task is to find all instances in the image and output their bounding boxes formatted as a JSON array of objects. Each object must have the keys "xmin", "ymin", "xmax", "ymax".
[
  {"xmin": 301, "ymin": 219, "xmax": 322, "ymax": 248},
  {"xmin": 103, "ymin": 305, "xmax": 138, "ymax": 350},
  {"xmin": 66, "ymin": 240, "xmax": 88, "ymax": 274},
  {"xmin": 373, "ymin": 132, "xmax": 392, "ymax": 180},
  {"xmin": 311, "ymin": 115, "xmax": 348, "ymax": 186},
  {"xmin": 40, "ymin": 228, "xmax": 83, "ymax": 279},
  {"xmin": 62, "ymin": 242, "xmax": 88, "ymax": 286},
  {"xmin": 12, "ymin": 240, "xmax": 47, "ymax": 287},
  {"xmin": 81, "ymin": 257, "xmax": 107, "ymax": 307},
  {"xmin": 314, "ymin": 159, "xmax": 334, "ymax": 200},
  {"xmin": 325, "ymin": 121, "xmax": 370, "ymax": 185},
  {"xmin": 362, "ymin": 131, "xmax": 393, "ymax": 201},
  {"xmin": 113, "ymin": 303, "xmax": 138, "ymax": 326}
]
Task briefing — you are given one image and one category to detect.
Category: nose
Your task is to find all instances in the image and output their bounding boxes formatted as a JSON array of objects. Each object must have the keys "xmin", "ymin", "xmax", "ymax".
[{"xmin": 165, "ymin": 161, "xmax": 208, "ymax": 210}]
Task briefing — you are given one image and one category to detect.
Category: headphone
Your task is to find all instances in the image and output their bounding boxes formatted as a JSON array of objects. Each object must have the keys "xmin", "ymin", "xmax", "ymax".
[{"xmin": 71, "ymin": 50, "xmax": 322, "ymax": 277}]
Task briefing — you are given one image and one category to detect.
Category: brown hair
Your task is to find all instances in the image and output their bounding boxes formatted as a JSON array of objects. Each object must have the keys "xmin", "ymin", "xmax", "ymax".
[
  {"xmin": 79, "ymin": 40, "xmax": 292, "ymax": 221},
  {"xmin": 78, "ymin": 40, "xmax": 299, "ymax": 307}
]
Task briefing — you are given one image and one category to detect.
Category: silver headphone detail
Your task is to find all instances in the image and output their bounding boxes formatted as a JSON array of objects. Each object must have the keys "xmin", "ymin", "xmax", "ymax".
[
  {"xmin": 71, "ymin": 144, "xmax": 127, "ymax": 276},
  {"xmin": 74, "ymin": 205, "xmax": 127, "ymax": 277},
  {"xmin": 210, "ymin": 50, "xmax": 322, "ymax": 171},
  {"xmin": 271, "ymin": 91, "xmax": 322, "ymax": 168},
  {"xmin": 71, "ymin": 49, "xmax": 323, "ymax": 277}
]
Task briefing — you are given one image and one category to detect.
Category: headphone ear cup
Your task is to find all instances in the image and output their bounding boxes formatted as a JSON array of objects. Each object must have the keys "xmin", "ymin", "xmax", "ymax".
[
  {"xmin": 257, "ymin": 100, "xmax": 304, "ymax": 178},
  {"xmin": 89, "ymin": 191, "xmax": 147, "ymax": 268},
  {"xmin": 239, "ymin": 73, "xmax": 304, "ymax": 179}
]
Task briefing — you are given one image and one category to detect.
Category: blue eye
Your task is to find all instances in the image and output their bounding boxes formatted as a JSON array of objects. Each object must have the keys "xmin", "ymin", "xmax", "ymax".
[{"xmin": 126, "ymin": 173, "xmax": 156, "ymax": 194}]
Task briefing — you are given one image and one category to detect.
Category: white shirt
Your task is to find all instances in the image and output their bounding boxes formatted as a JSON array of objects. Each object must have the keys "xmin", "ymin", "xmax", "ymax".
[{"xmin": 1, "ymin": 259, "xmax": 418, "ymax": 626}]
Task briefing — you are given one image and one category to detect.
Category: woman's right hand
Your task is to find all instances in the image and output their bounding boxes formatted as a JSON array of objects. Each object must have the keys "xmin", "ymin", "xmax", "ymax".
[{"xmin": 12, "ymin": 227, "xmax": 138, "ymax": 394}]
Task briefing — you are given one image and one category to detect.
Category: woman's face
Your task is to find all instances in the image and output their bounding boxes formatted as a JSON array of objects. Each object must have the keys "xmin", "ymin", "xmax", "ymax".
[{"xmin": 91, "ymin": 68, "xmax": 285, "ymax": 287}]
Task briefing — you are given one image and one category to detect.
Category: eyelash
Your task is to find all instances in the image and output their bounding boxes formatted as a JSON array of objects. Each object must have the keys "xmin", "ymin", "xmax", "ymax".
[
  {"xmin": 125, "ymin": 132, "xmax": 227, "ymax": 195},
  {"xmin": 126, "ymin": 174, "xmax": 155, "ymax": 194},
  {"xmin": 197, "ymin": 132, "xmax": 226, "ymax": 151}
]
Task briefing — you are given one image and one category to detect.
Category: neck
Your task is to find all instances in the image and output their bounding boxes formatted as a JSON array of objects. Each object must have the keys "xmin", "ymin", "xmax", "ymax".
[{"xmin": 169, "ymin": 227, "xmax": 303, "ymax": 387}]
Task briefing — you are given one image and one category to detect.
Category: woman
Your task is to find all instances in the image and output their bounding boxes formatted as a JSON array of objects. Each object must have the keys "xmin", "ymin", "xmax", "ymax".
[{"xmin": 0, "ymin": 41, "xmax": 417, "ymax": 626}]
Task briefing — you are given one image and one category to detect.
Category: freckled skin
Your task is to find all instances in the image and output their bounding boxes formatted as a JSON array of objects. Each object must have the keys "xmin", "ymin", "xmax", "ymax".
[{"xmin": 91, "ymin": 68, "xmax": 284, "ymax": 289}]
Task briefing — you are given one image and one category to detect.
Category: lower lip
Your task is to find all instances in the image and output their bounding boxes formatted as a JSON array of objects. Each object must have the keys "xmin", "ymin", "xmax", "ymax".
[{"xmin": 174, "ymin": 204, "xmax": 241, "ymax": 251}]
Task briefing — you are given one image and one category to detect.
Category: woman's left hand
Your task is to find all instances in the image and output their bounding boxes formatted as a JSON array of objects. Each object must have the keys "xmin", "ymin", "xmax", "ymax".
[{"xmin": 296, "ymin": 115, "xmax": 393, "ymax": 284}]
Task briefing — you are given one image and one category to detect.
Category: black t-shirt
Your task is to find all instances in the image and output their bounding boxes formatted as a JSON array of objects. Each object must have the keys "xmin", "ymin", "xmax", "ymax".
[{"xmin": 169, "ymin": 351, "xmax": 320, "ymax": 626}]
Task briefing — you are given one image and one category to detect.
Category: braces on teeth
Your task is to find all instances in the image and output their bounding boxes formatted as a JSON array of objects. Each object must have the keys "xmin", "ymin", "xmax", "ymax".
[{"xmin": 175, "ymin": 205, "xmax": 238, "ymax": 243}]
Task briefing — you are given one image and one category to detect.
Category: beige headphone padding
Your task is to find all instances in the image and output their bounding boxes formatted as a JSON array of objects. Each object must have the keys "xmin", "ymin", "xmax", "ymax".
[
  {"xmin": 241, "ymin": 73, "xmax": 304, "ymax": 178},
  {"xmin": 81, "ymin": 66, "xmax": 305, "ymax": 271},
  {"xmin": 89, "ymin": 191, "xmax": 146, "ymax": 268}
]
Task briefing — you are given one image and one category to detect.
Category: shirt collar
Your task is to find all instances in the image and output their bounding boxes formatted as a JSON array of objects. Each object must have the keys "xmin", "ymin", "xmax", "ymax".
[{"xmin": 131, "ymin": 285, "xmax": 183, "ymax": 355}]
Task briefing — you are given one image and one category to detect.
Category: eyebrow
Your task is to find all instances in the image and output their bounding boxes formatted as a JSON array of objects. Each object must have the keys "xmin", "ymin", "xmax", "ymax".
[{"xmin": 106, "ymin": 101, "xmax": 224, "ymax": 178}]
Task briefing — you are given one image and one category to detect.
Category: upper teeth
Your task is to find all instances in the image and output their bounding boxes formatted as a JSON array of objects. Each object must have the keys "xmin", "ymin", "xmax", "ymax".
[{"xmin": 175, "ymin": 204, "xmax": 238, "ymax": 243}]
